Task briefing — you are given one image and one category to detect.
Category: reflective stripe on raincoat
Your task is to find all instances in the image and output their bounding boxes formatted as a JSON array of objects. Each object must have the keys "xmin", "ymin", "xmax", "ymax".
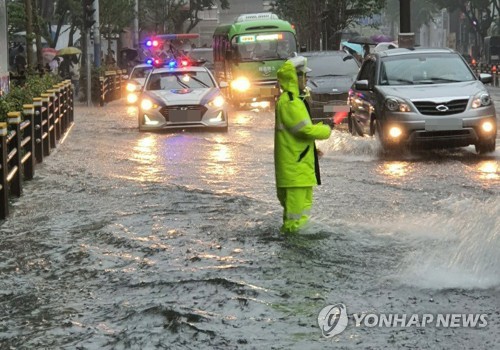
[{"xmin": 274, "ymin": 60, "xmax": 331, "ymax": 188}]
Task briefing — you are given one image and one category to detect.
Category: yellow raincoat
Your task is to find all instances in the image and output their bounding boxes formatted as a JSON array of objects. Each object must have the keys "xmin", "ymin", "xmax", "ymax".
[{"xmin": 274, "ymin": 60, "xmax": 331, "ymax": 233}]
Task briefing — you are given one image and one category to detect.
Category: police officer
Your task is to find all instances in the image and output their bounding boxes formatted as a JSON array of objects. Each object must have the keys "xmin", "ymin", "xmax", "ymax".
[{"xmin": 274, "ymin": 56, "xmax": 332, "ymax": 234}]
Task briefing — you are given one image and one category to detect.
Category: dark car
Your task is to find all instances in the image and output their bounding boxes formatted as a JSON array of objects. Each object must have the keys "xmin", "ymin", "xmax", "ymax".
[
  {"xmin": 348, "ymin": 47, "xmax": 497, "ymax": 153},
  {"xmin": 187, "ymin": 48, "xmax": 214, "ymax": 71},
  {"xmin": 302, "ymin": 51, "xmax": 361, "ymax": 125}
]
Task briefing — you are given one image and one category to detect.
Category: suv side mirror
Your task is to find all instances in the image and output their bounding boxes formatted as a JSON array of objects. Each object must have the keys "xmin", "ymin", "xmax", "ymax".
[
  {"xmin": 479, "ymin": 73, "xmax": 493, "ymax": 84},
  {"xmin": 219, "ymin": 81, "xmax": 229, "ymax": 88},
  {"xmin": 355, "ymin": 79, "xmax": 370, "ymax": 90}
]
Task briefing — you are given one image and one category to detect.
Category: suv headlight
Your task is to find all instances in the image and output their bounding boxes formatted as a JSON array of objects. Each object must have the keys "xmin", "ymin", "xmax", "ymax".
[
  {"xmin": 472, "ymin": 92, "xmax": 491, "ymax": 108},
  {"xmin": 385, "ymin": 97, "xmax": 411, "ymax": 112}
]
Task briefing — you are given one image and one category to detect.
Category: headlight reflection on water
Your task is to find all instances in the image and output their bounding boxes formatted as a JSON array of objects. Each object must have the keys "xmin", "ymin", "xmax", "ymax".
[
  {"xmin": 379, "ymin": 161, "xmax": 413, "ymax": 179},
  {"xmin": 128, "ymin": 135, "xmax": 162, "ymax": 182},
  {"xmin": 476, "ymin": 161, "xmax": 499, "ymax": 181}
]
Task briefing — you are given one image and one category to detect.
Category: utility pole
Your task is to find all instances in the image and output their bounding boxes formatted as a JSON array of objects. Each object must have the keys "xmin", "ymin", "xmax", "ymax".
[
  {"xmin": 93, "ymin": 0, "xmax": 101, "ymax": 67},
  {"xmin": 84, "ymin": 0, "xmax": 97, "ymax": 106},
  {"xmin": 133, "ymin": 0, "xmax": 139, "ymax": 48},
  {"xmin": 399, "ymin": 0, "xmax": 414, "ymax": 48}
]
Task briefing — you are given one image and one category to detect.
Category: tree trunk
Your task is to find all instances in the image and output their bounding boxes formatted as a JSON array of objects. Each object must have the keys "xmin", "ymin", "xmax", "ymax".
[
  {"xmin": 32, "ymin": 0, "xmax": 44, "ymax": 73},
  {"xmin": 24, "ymin": 0, "xmax": 35, "ymax": 71}
]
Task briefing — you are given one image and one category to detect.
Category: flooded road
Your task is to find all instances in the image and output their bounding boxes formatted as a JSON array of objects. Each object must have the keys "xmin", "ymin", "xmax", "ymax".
[{"xmin": 0, "ymin": 95, "xmax": 499, "ymax": 349}]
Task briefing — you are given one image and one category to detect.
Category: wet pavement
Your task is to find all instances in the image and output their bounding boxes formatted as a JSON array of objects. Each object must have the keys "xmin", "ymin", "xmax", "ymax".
[{"xmin": 0, "ymin": 89, "xmax": 499, "ymax": 349}]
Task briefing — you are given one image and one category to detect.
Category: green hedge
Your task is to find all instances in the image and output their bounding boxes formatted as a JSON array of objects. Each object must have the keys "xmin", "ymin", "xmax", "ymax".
[{"xmin": 0, "ymin": 74, "xmax": 61, "ymax": 122}]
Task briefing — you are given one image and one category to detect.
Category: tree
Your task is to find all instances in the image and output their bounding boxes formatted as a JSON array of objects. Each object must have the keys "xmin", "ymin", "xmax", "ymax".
[
  {"xmin": 433, "ymin": 0, "xmax": 498, "ymax": 57},
  {"xmin": 140, "ymin": 0, "xmax": 230, "ymax": 34},
  {"xmin": 99, "ymin": 0, "xmax": 135, "ymax": 57},
  {"xmin": 273, "ymin": 0, "xmax": 387, "ymax": 50}
]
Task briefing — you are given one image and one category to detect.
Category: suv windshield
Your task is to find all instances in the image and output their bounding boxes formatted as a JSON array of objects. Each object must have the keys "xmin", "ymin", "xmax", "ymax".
[
  {"xmin": 146, "ymin": 71, "xmax": 215, "ymax": 91},
  {"xmin": 379, "ymin": 53, "xmax": 476, "ymax": 85},
  {"xmin": 231, "ymin": 32, "xmax": 296, "ymax": 61},
  {"xmin": 306, "ymin": 54, "xmax": 360, "ymax": 77}
]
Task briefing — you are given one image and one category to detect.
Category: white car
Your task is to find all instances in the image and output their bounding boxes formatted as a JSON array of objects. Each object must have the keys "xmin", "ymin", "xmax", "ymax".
[
  {"xmin": 138, "ymin": 63, "xmax": 228, "ymax": 132},
  {"xmin": 126, "ymin": 63, "xmax": 153, "ymax": 103}
]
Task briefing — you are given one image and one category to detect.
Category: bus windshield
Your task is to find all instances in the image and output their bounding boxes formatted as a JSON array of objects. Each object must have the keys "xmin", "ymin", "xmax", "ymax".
[{"xmin": 231, "ymin": 32, "xmax": 296, "ymax": 62}]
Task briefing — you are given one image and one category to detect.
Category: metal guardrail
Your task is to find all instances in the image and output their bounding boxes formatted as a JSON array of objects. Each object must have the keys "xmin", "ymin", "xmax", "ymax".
[
  {"xmin": 0, "ymin": 80, "xmax": 74, "ymax": 220},
  {"xmin": 99, "ymin": 69, "xmax": 127, "ymax": 106}
]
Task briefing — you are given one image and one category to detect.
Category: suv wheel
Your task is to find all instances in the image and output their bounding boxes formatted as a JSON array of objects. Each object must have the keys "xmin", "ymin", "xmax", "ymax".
[
  {"xmin": 475, "ymin": 139, "xmax": 496, "ymax": 154},
  {"xmin": 348, "ymin": 113, "xmax": 363, "ymax": 136}
]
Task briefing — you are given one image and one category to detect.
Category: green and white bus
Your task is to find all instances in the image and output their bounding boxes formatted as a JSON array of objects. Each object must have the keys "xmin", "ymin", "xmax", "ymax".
[{"xmin": 213, "ymin": 13, "xmax": 297, "ymax": 106}]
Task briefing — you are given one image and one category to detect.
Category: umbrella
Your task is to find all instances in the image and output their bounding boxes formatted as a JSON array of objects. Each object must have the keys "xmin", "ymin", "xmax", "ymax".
[
  {"xmin": 348, "ymin": 36, "xmax": 377, "ymax": 45},
  {"xmin": 42, "ymin": 47, "xmax": 57, "ymax": 61},
  {"xmin": 120, "ymin": 47, "xmax": 139, "ymax": 61},
  {"xmin": 42, "ymin": 47, "xmax": 57, "ymax": 63},
  {"xmin": 13, "ymin": 31, "xmax": 48, "ymax": 44},
  {"xmin": 371, "ymin": 34, "xmax": 393, "ymax": 43},
  {"xmin": 57, "ymin": 47, "xmax": 82, "ymax": 55},
  {"xmin": 340, "ymin": 41, "xmax": 363, "ymax": 54}
]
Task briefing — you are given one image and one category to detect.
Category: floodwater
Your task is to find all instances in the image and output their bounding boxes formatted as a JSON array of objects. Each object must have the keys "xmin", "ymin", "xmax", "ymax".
[{"xmin": 0, "ymin": 98, "xmax": 499, "ymax": 349}]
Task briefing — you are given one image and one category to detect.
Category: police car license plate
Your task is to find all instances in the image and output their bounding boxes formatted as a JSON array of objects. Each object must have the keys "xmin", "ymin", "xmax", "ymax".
[{"xmin": 169, "ymin": 110, "xmax": 201, "ymax": 122}]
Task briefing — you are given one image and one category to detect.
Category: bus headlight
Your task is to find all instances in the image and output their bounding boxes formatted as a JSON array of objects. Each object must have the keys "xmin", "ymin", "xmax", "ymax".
[
  {"xmin": 231, "ymin": 77, "xmax": 250, "ymax": 92},
  {"xmin": 209, "ymin": 95, "xmax": 225, "ymax": 108}
]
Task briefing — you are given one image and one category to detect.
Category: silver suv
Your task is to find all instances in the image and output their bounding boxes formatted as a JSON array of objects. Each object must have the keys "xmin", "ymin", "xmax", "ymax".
[{"xmin": 348, "ymin": 47, "xmax": 497, "ymax": 153}]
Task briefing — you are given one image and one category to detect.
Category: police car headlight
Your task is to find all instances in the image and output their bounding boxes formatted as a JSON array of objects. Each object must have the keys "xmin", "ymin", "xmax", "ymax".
[
  {"xmin": 231, "ymin": 77, "xmax": 250, "ymax": 92},
  {"xmin": 209, "ymin": 95, "xmax": 225, "ymax": 108},
  {"xmin": 472, "ymin": 92, "xmax": 491, "ymax": 109},
  {"xmin": 141, "ymin": 99, "xmax": 156, "ymax": 110},
  {"xmin": 126, "ymin": 82, "xmax": 138, "ymax": 92}
]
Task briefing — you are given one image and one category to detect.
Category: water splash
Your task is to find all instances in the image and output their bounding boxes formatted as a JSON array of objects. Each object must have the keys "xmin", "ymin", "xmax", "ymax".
[{"xmin": 392, "ymin": 196, "xmax": 500, "ymax": 289}]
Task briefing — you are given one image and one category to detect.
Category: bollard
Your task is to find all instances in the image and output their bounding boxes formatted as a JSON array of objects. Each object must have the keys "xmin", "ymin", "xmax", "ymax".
[
  {"xmin": 22, "ymin": 104, "xmax": 35, "ymax": 180},
  {"xmin": 7, "ymin": 112, "xmax": 22, "ymax": 197},
  {"xmin": 54, "ymin": 84, "xmax": 64, "ymax": 134},
  {"xmin": 47, "ymin": 89, "xmax": 62, "ymax": 142},
  {"xmin": 99, "ymin": 76, "xmax": 105, "ymax": 106},
  {"xmin": 0, "ymin": 122, "xmax": 8, "ymax": 219},
  {"xmin": 41, "ymin": 93, "xmax": 56, "ymax": 151},
  {"xmin": 33, "ymin": 97, "xmax": 45, "ymax": 161}
]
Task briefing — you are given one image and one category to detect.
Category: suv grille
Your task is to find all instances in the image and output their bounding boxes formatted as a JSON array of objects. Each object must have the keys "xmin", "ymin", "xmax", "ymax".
[
  {"xmin": 413, "ymin": 99, "xmax": 468, "ymax": 115},
  {"xmin": 313, "ymin": 92, "xmax": 348, "ymax": 103}
]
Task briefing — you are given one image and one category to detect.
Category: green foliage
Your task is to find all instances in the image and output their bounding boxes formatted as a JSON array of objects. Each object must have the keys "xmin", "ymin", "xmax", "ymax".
[
  {"xmin": 433, "ymin": 0, "xmax": 497, "ymax": 38},
  {"xmin": 139, "ymin": 0, "xmax": 230, "ymax": 33},
  {"xmin": 7, "ymin": 0, "xmax": 26, "ymax": 37},
  {"xmin": 273, "ymin": 0, "xmax": 386, "ymax": 50},
  {"xmin": 0, "ymin": 74, "xmax": 61, "ymax": 122}
]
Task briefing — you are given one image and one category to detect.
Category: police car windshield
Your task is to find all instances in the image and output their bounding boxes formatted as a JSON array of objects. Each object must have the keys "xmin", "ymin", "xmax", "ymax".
[
  {"xmin": 131, "ymin": 67, "xmax": 153, "ymax": 79},
  {"xmin": 146, "ymin": 71, "xmax": 215, "ymax": 90}
]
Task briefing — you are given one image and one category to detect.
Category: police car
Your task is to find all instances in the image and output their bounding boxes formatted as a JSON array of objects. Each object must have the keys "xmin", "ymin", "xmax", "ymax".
[
  {"xmin": 126, "ymin": 63, "xmax": 153, "ymax": 104},
  {"xmin": 138, "ymin": 59, "xmax": 228, "ymax": 132}
]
